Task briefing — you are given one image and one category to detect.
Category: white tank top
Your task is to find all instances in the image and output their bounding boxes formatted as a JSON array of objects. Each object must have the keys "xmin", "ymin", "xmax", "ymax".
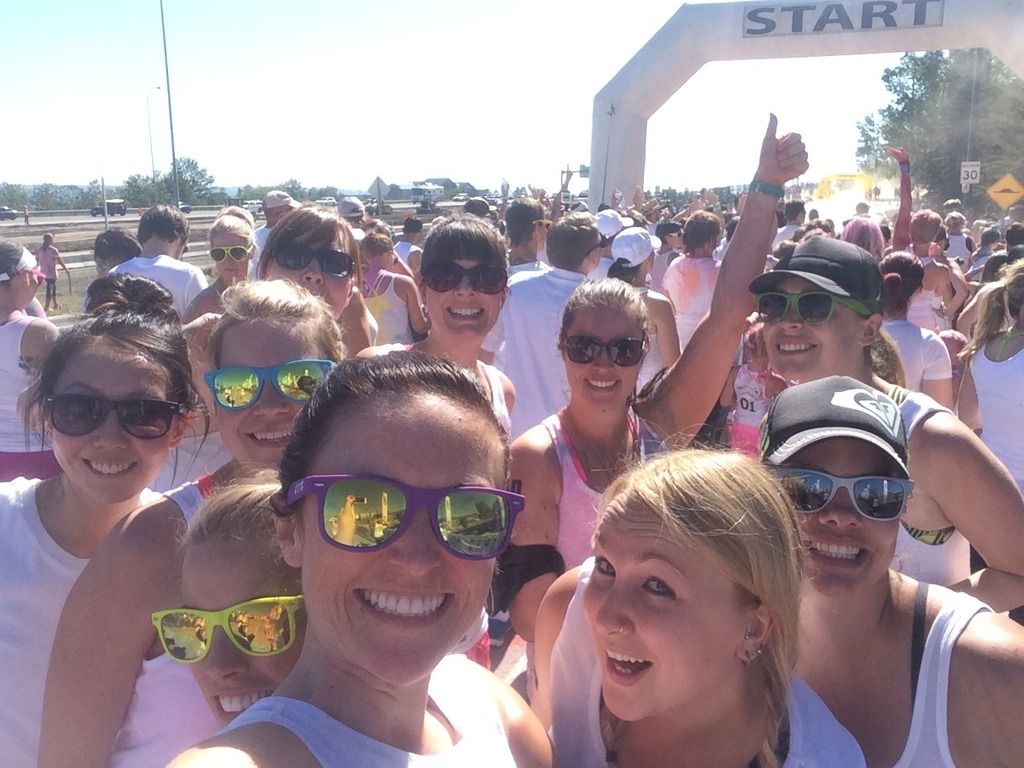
[
  {"xmin": 548, "ymin": 559, "xmax": 866, "ymax": 768},
  {"xmin": 968, "ymin": 345, "xmax": 1024, "ymax": 491},
  {"xmin": 221, "ymin": 655, "xmax": 516, "ymax": 767},
  {"xmin": 0, "ymin": 312, "xmax": 48, "ymax": 453},
  {"xmin": 480, "ymin": 362, "xmax": 511, "ymax": 436},
  {"xmin": 906, "ymin": 258, "xmax": 942, "ymax": 332},
  {"xmin": 364, "ymin": 273, "xmax": 412, "ymax": 346},
  {"xmin": 636, "ymin": 288, "xmax": 668, "ymax": 391},
  {"xmin": 891, "ymin": 589, "xmax": 988, "ymax": 768},
  {"xmin": 0, "ymin": 478, "xmax": 160, "ymax": 767}
]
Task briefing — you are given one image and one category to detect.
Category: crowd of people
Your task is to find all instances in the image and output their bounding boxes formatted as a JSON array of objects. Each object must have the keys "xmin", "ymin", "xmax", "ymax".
[{"xmin": 1, "ymin": 116, "xmax": 1023, "ymax": 767}]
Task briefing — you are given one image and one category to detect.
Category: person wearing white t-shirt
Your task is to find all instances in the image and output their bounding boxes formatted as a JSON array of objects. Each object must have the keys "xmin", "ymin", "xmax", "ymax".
[
  {"xmin": 504, "ymin": 197, "xmax": 551, "ymax": 275},
  {"xmin": 772, "ymin": 199, "xmax": 805, "ymax": 248},
  {"xmin": 392, "ymin": 215, "xmax": 424, "ymax": 274},
  {"xmin": 483, "ymin": 213, "xmax": 602, "ymax": 438},
  {"xmin": 651, "ymin": 220, "xmax": 682, "ymax": 291},
  {"xmin": 662, "ymin": 210, "xmax": 722, "ymax": 352},
  {"xmin": 107, "ymin": 205, "xmax": 207, "ymax": 320},
  {"xmin": 880, "ymin": 253, "xmax": 954, "ymax": 408}
]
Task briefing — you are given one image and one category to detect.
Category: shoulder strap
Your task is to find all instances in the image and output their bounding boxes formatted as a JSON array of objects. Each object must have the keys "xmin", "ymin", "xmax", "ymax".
[{"xmin": 910, "ymin": 581, "xmax": 929, "ymax": 702}]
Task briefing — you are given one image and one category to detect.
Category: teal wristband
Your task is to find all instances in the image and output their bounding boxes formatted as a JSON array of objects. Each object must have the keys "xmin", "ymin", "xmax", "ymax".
[{"xmin": 748, "ymin": 180, "xmax": 784, "ymax": 199}]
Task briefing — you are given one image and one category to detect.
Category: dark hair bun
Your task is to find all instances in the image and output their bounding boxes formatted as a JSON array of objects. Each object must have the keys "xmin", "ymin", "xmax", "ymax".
[{"xmin": 84, "ymin": 274, "xmax": 179, "ymax": 324}]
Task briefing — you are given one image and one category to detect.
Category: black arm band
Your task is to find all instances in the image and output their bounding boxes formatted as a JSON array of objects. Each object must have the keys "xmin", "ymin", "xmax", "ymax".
[{"xmin": 489, "ymin": 544, "xmax": 566, "ymax": 614}]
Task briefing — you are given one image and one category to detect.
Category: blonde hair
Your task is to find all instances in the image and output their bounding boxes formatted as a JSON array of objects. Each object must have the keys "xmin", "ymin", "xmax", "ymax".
[
  {"xmin": 207, "ymin": 280, "xmax": 344, "ymax": 367},
  {"xmin": 963, "ymin": 260, "xmax": 1024, "ymax": 360},
  {"xmin": 185, "ymin": 474, "xmax": 300, "ymax": 592},
  {"xmin": 599, "ymin": 450, "xmax": 802, "ymax": 768},
  {"xmin": 209, "ymin": 208, "xmax": 255, "ymax": 244},
  {"xmin": 869, "ymin": 329, "xmax": 906, "ymax": 387}
]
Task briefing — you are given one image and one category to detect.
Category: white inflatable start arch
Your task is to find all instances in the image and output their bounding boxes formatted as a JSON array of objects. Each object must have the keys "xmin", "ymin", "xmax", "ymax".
[{"xmin": 589, "ymin": 0, "xmax": 1024, "ymax": 203}]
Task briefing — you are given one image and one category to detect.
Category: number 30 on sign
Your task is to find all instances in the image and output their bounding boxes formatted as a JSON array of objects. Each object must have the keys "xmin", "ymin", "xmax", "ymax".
[{"xmin": 960, "ymin": 162, "xmax": 981, "ymax": 185}]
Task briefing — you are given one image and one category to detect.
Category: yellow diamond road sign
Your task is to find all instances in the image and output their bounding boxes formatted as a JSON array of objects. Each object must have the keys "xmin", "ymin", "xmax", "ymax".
[{"xmin": 987, "ymin": 173, "xmax": 1024, "ymax": 210}]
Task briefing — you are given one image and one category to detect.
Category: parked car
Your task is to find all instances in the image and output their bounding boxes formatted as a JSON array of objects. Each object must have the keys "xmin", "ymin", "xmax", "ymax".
[
  {"xmin": 178, "ymin": 202, "xmax": 193, "ymax": 214},
  {"xmin": 452, "ymin": 193, "xmax": 469, "ymax": 202},
  {"xmin": 242, "ymin": 200, "xmax": 263, "ymax": 214},
  {"xmin": 91, "ymin": 199, "xmax": 128, "ymax": 216},
  {"xmin": 315, "ymin": 197, "xmax": 337, "ymax": 207},
  {"xmin": 0, "ymin": 206, "xmax": 18, "ymax": 220}
]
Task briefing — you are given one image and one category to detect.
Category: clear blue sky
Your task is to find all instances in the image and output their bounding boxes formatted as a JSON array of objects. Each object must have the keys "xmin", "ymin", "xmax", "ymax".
[{"xmin": 5, "ymin": 0, "xmax": 904, "ymax": 193}]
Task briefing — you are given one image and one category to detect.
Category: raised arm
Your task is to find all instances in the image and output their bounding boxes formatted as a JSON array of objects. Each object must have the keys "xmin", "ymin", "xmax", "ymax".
[
  {"xmin": 504, "ymin": 430, "xmax": 563, "ymax": 643},
  {"xmin": 912, "ymin": 411, "xmax": 1024, "ymax": 610},
  {"xmin": 39, "ymin": 500, "xmax": 189, "ymax": 768},
  {"xmin": 886, "ymin": 147, "xmax": 912, "ymax": 252},
  {"xmin": 636, "ymin": 115, "xmax": 808, "ymax": 442}
]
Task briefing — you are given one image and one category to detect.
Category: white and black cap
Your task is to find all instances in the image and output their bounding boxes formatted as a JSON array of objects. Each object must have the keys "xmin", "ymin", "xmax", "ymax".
[{"xmin": 760, "ymin": 376, "xmax": 909, "ymax": 478}]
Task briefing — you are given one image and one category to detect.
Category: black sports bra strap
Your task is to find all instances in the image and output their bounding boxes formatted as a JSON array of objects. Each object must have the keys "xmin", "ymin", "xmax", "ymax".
[{"xmin": 910, "ymin": 581, "xmax": 929, "ymax": 702}]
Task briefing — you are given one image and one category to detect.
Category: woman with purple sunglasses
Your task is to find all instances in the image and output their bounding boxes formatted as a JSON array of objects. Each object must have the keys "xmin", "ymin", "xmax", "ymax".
[{"xmin": 171, "ymin": 353, "xmax": 551, "ymax": 767}]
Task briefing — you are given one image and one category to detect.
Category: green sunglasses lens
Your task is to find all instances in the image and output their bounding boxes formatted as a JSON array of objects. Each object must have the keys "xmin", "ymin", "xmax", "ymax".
[
  {"xmin": 276, "ymin": 361, "xmax": 328, "ymax": 402},
  {"xmin": 439, "ymin": 490, "xmax": 510, "ymax": 557},
  {"xmin": 226, "ymin": 601, "xmax": 295, "ymax": 654},
  {"xmin": 211, "ymin": 368, "xmax": 261, "ymax": 409},
  {"xmin": 159, "ymin": 611, "xmax": 209, "ymax": 662},
  {"xmin": 323, "ymin": 479, "xmax": 407, "ymax": 547}
]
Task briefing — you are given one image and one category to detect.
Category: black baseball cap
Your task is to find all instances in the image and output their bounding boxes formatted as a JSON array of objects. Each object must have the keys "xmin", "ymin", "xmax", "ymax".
[
  {"xmin": 760, "ymin": 376, "xmax": 909, "ymax": 478},
  {"xmin": 749, "ymin": 236, "xmax": 882, "ymax": 309}
]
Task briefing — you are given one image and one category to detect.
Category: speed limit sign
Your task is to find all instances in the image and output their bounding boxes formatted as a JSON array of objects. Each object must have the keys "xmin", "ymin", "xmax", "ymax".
[{"xmin": 961, "ymin": 162, "xmax": 981, "ymax": 185}]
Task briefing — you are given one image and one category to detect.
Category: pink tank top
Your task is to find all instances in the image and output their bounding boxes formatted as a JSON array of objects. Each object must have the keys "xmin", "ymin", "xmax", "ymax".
[
  {"xmin": 541, "ymin": 414, "xmax": 602, "ymax": 570},
  {"xmin": 541, "ymin": 412, "xmax": 662, "ymax": 569}
]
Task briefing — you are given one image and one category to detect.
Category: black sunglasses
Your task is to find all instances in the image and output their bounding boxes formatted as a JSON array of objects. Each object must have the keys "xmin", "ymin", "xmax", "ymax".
[
  {"xmin": 275, "ymin": 247, "xmax": 354, "ymax": 278},
  {"xmin": 46, "ymin": 394, "xmax": 187, "ymax": 439},
  {"xmin": 420, "ymin": 262, "xmax": 508, "ymax": 295},
  {"xmin": 562, "ymin": 335, "xmax": 646, "ymax": 367}
]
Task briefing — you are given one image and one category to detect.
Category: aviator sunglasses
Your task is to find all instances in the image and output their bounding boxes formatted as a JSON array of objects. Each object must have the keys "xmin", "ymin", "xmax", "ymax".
[
  {"xmin": 285, "ymin": 474, "xmax": 524, "ymax": 560},
  {"xmin": 45, "ymin": 394, "xmax": 186, "ymax": 439},
  {"xmin": 153, "ymin": 595, "xmax": 303, "ymax": 663},
  {"xmin": 773, "ymin": 468, "xmax": 914, "ymax": 521},
  {"xmin": 420, "ymin": 262, "xmax": 508, "ymax": 295},
  {"xmin": 562, "ymin": 335, "xmax": 647, "ymax": 367},
  {"xmin": 210, "ymin": 244, "xmax": 255, "ymax": 262},
  {"xmin": 204, "ymin": 359, "xmax": 335, "ymax": 411},
  {"xmin": 756, "ymin": 291, "xmax": 873, "ymax": 325},
  {"xmin": 275, "ymin": 246, "xmax": 354, "ymax": 278}
]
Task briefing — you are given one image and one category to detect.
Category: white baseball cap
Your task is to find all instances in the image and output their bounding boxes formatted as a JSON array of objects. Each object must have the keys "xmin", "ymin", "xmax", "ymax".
[
  {"xmin": 595, "ymin": 209, "xmax": 634, "ymax": 239},
  {"xmin": 610, "ymin": 227, "xmax": 655, "ymax": 267}
]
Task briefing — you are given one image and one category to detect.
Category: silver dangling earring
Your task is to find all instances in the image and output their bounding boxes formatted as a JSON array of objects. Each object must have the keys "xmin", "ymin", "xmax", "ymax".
[{"xmin": 742, "ymin": 630, "xmax": 764, "ymax": 665}]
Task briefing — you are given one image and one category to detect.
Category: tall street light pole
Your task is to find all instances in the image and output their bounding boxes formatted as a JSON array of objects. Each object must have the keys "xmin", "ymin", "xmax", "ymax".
[
  {"xmin": 160, "ymin": 0, "xmax": 181, "ymax": 207},
  {"xmin": 147, "ymin": 85, "xmax": 162, "ymax": 205}
]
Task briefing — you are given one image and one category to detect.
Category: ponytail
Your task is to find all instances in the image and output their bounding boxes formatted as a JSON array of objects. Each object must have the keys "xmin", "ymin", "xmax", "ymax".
[
  {"xmin": 607, "ymin": 257, "xmax": 642, "ymax": 286},
  {"xmin": 963, "ymin": 260, "xmax": 1024, "ymax": 361}
]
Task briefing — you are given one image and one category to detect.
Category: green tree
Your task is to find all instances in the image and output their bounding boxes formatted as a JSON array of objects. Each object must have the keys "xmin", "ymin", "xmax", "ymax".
[
  {"xmin": 72, "ymin": 180, "xmax": 103, "ymax": 210},
  {"xmin": 29, "ymin": 183, "xmax": 62, "ymax": 210},
  {"xmin": 162, "ymin": 157, "xmax": 216, "ymax": 204},
  {"xmin": 857, "ymin": 50, "xmax": 1024, "ymax": 210},
  {"xmin": 275, "ymin": 179, "xmax": 305, "ymax": 200},
  {"xmin": 0, "ymin": 183, "xmax": 28, "ymax": 207},
  {"xmin": 123, "ymin": 174, "xmax": 160, "ymax": 208}
]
